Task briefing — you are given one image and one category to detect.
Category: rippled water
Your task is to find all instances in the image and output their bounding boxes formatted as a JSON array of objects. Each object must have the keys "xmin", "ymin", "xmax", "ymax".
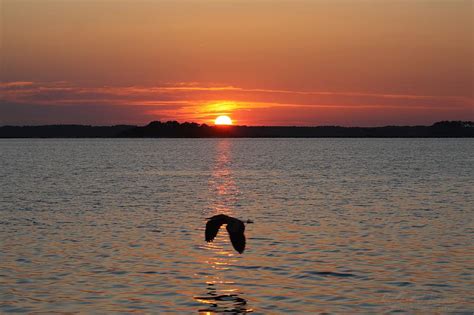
[{"xmin": 0, "ymin": 139, "xmax": 473, "ymax": 313}]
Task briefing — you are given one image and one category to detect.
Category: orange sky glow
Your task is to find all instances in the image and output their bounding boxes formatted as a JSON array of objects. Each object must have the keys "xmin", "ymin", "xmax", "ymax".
[{"xmin": 1, "ymin": 0, "xmax": 472, "ymax": 126}]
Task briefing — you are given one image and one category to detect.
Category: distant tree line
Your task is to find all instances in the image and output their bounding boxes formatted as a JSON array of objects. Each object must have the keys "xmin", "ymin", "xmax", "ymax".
[
  {"xmin": 0, "ymin": 125, "xmax": 134, "ymax": 138},
  {"xmin": 118, "ymin": 120, "xmax": 474, "ymax": 138},
  {"xmin": 0, "ymin": 121, "xmax": 472, "ymax": 138}
]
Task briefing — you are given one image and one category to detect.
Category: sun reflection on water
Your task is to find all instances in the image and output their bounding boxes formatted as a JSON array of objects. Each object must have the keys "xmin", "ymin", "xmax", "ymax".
[
  {"xmin": 194, "ymin": 139, "xmax": 253, "ymax": 313},
  {"xmin": 208, "ymin": 139, "xmax": 238, "ymax": 229}
]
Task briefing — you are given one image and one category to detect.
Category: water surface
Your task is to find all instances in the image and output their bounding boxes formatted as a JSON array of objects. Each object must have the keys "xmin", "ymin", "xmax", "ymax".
[{"xmin": 0, "ymin": 139, "xmax": 473, "ymax": 313}]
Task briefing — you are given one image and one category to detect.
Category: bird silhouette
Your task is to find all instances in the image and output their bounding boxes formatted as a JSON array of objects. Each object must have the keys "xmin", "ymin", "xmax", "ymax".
[{"xmin": 205, "ymin": 214, "xmax": 252, "ymax": 254}]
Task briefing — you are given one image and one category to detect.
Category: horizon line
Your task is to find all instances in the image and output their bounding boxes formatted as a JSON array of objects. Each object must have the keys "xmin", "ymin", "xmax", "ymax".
[{"xmin": 1, "ymin": 120, "xmax": 473, "ymax": 129}]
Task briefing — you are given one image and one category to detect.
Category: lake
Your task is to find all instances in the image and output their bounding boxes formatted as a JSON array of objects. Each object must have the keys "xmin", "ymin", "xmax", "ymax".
[{"xmin": 0, "ymin": 139, "xmax": 473, "ymax": 313}]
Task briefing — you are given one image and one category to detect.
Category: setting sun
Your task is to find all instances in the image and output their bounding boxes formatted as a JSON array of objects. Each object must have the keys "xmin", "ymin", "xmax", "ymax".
[{"xmin": 214, "ymin": 115, "xmax": 233, "ymax": 125}]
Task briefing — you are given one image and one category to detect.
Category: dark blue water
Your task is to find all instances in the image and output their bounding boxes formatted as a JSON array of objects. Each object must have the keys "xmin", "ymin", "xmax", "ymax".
[{"xmin": 0, "ymin": 139, "xmax": 473, "ymax": 313}]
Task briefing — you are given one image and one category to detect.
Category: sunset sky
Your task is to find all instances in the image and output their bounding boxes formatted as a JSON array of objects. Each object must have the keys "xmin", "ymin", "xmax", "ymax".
[{"xmin": 1, "ymin": 0, "xmax": 472, "ymax": 126}]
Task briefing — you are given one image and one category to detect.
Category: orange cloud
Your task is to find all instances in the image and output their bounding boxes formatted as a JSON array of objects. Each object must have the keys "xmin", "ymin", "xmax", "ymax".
[{"xmin": 1, "ymin": 81, "xmax": 472, "ymax": 126}]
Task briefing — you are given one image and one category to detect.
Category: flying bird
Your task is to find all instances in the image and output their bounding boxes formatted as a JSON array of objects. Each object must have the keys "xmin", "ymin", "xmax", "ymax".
[{"xmin": 205, "ymin": 214, "xmax": 252, "ymax": 254}]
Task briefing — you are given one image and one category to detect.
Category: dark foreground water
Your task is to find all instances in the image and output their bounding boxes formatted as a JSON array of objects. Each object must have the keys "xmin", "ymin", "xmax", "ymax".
[{"xmin": 0, "ymin": 139, "xmax": 473, "ymax": 314}]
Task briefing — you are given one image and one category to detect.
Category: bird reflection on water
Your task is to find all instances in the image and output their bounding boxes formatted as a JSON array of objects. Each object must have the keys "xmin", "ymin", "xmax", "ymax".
[
  {"xmin": 194, "ymin": 282, "xmax": 252, "ymax": 314},
  {"xmin": 194, "ymin": 244, "xmax": 253, "ymax": 314},
  {"xmin": 194, "ymin": 140, "xmax": 253, "ymax": 313}
]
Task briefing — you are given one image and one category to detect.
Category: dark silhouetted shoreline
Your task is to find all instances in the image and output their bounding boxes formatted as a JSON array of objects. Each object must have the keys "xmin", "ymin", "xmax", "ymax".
[
  {"xmin": 0, "ymin": 121, "xmax": 472, "ymax": 138},
  {"xmin": 0, "ymin": 125, "xmax": 134, "ymax": 138}
]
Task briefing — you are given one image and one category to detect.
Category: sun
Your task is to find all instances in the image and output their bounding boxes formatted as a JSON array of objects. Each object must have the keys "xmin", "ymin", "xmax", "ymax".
[{"xmin": 214, "ymin": 115, "xmax": 233, "ymax": 125}]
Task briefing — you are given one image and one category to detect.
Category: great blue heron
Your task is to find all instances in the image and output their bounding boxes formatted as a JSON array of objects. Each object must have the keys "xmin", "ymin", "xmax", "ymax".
[{"xmin": 205, "ymin": 214, "xmax": 253, "ymax": 254}]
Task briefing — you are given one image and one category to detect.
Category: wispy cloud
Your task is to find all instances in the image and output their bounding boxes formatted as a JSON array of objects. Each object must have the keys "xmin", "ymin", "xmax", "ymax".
[{"xmin": 1, "ymin": 81, "xmax": 472, "ymax": 126}]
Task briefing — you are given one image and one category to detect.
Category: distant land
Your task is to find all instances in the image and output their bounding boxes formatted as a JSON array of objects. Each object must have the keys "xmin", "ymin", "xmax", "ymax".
[{"xmin": 0, "ymin": 121, "xmax": 473, "ymax": 138}]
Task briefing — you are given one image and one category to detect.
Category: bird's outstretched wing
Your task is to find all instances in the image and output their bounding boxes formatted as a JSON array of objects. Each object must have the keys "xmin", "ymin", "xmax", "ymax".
[
  {"xmin": 226, "ymin": 223, "xmax": 246, "ymax": 254},
  {"xmin": 205, "ymin": 215, "xmax": 227, "ymax": 242}
]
